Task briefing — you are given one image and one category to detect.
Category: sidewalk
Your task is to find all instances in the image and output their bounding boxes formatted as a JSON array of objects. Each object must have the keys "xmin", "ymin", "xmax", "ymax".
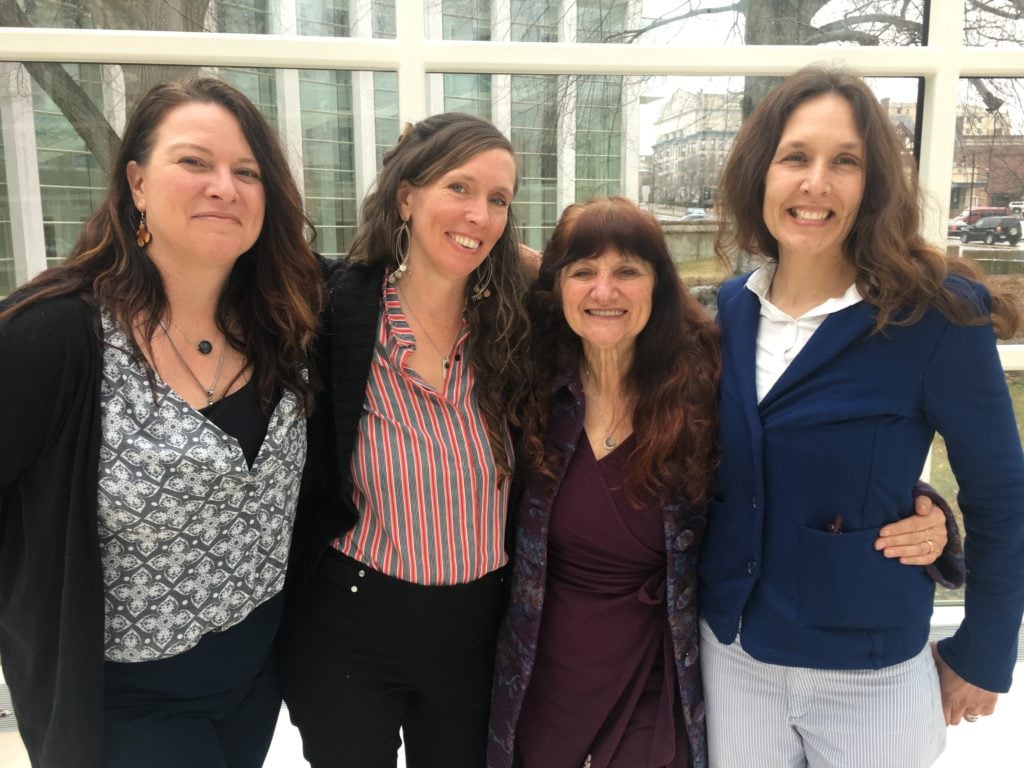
[{"xmin": 3, "ymin": 659, "xmax": 1020, "ymax": 766}]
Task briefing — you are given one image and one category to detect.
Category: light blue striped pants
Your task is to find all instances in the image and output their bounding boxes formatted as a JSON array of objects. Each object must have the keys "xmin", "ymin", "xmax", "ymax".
[{"xmin": 699, "ymin": 620, "xmax": 946, "ymax": 767}]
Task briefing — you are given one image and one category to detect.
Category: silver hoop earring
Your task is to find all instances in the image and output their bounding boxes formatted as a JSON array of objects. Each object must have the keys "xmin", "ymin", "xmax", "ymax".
[
  {"xmin": 388, "ymin": 221, "xmax": 410, "ymax": 284},
  {"xmin": 470, "ymin": 254, "xmax": 493, "ymax": 302}
]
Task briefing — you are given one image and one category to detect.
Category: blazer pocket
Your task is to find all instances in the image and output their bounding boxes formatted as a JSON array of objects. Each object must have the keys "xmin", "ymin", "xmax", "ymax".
[{"xmin": 798, "ymin": 525, "xmax": 934, "ymax": 630}]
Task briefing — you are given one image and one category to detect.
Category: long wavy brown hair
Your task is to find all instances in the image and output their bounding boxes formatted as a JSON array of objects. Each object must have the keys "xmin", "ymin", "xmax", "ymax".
[
  {"xmin": 347, "ymin": 112, "xmax": 533, "ymax": 477},
  {"xmin": 525, "ymin": 197, "xmax": 721, "ymax": 507},
  {"xmin": 715, "ymin": 65, "xmax": 1021, "ymax": 338},
  {"xmin": 0, "ymin": 77, "xmax": 322, "ymax": 413}
]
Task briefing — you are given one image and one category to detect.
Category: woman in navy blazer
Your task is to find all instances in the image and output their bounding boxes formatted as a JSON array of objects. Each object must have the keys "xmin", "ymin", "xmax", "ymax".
[{"xmin": 700, "ymin": 66, "xmax": 1024, "ymax": 767}]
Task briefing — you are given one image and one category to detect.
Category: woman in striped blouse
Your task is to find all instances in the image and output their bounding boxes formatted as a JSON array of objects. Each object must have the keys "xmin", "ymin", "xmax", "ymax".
[{"xmin": 280, "ymin": 113, "xmax": 534, "ymax": 767}]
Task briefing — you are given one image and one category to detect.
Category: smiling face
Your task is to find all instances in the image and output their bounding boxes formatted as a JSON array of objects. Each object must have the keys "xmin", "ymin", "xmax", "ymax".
[
  {"xmin": 397, "ymin": 147, "xmax": 515, "ymax": 284},
  {"xmin": 126, "ymin": 101, "xmax": 265, "ymax": 275},
  {"xmin": 559, "ymin": 249, "xmax": 655, "ymax": 360},
  {"xmin": 762, "ymin": 93, "xmax": 866, "ymax": 265}
]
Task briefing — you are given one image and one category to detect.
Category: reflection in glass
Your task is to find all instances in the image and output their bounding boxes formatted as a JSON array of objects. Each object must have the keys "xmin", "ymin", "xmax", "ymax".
[
  {"xmin": 0, "ymin": 63, "xmax": 397, "ymax": 291},
  {"xmin": 419, "ymin": 1, "xmax": 926, "ymax": 47},
  {"xmin": 952, "ymin": 78, "xmax": 1024, "ymax": 221},
  {"xmin": 1, "ymin": 0, "xmax": 396, "ymax": 38},
  {"xmin": 964, "ymin": 1, "xmax": 1024, "ymax": 49}
]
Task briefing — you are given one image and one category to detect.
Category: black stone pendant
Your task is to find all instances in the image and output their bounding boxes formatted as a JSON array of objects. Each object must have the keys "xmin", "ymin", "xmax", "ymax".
[{"xmin": 197, "ymin": 340, "xmax": 213, "ymax": 355}]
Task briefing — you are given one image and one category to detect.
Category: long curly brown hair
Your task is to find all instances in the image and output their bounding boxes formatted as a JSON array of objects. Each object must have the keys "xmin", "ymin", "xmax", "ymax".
[
  {"xmin": 0, "ymin": 77, "xmax": 322, "ymax": 413},
  {"xmin": 716, "ymin": 65, "xmax": 1021, "ymax": 338},
  {"xmin": 346, "ymin": 113, "xmax": 533, "ymax": 477},
  {"xmin": 524, "ymin": 197, "xmax": 721, "ymax": 507}
]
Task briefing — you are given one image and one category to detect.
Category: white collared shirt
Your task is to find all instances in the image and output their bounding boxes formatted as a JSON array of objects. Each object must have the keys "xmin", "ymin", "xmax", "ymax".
[{"xmin": 744, "ymin": 264, "xmax": 863, "ymax": 402}]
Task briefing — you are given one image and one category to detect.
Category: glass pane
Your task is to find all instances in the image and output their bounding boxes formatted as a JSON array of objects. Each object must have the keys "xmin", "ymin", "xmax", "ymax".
[
  {"xmin": 948, "ymin": 77, "xmax": 1024, "ymax": 304},
  {"xmin": 576, "ymin": 75, "xmax": 623, "ymax": 201},
  {"xmin": 443, "ymin": 74, "xmax": 492, "ymax": 119},
  {"xmin": 422, "ymin": 0, "xmax": 925, "ymax": 46},
  {"xmin": 645, "ymin": 75, "xmax": 919, "ymax": 213},
  {"xmin": 6, "ymin": 0, "xmax": 396, "ymax": 38},
  {"xmin": 374, "ymin": 72, "xmax": 399, "ymax": 169},
  {"xmin": 511, "ymin": 0, "xmax": 559, "ymax": 42},
  {"xmin": 444, "ymin": 0, "xmax": 490, "ymax": 40},
  {"xmin": 643, "ymin": 0, "xmax": 925, "ymax": 47},
  {"xmin": 0, "ymin": 62, "xmax": 398, "ymax": 291},
  {"xmin": 0, "ymin": 119, "xmax": 12, "ymax": 297},
  {"xmin": 511, "ymin": 75, "xmax": 560, "ymax": 250},
  {"xmin": 964, "ymin": 1, "xmax": 1024, "ymax": 49}
]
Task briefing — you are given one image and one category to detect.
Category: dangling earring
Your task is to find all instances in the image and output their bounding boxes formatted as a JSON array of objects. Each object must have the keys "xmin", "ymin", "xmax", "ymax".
[
  {"xmin": 471, "ymin": 255, "xmax": 493, "ymax": 302},
  {"xmin": 388, "ymin": 220, "xmax": 410, "ymax": 284},
  {"xmin": 135, "ymin": 210, "xmax": 151, "ymax": 248}
]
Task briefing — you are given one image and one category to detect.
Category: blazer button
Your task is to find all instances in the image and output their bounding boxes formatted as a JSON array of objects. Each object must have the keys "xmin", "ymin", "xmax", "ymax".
[
  {"xmin": 751, "ymin": 495, "xmax": 758, "ymax": 510},
  {"xmin": 746, "ymin": 560, "xmax": 757, "ymax": 575}
]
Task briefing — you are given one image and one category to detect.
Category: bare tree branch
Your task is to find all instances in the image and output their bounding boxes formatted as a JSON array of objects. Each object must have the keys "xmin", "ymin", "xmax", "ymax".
[
  {"xmin": 0, "ymin": 0, "xmax": 120, "ymax": 172},
  {"xmin": 968, "ymin": 1, "xmax": 1024, "ymax": 22},
  {"xmin": 610, "ymin": 2, "xmax": 744, "ymax": 44}
]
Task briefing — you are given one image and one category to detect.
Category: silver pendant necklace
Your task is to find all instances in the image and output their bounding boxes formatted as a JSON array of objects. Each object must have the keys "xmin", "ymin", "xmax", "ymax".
[
  {"xmin": 398, "ymin": 287, "xmax": 463, "ymax": 380},
  {"xmin": 159, "ymin": 320, "xmax": 227, "ymax": 406}
]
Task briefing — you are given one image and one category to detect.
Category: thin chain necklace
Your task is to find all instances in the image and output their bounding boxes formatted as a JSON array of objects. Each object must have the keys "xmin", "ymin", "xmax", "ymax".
[
  {"xmin": 398, "ymin": 287, "xmax": 463, "ymax": 380},
  {"xmin": 582, "ymin": 366, "xmax": 628, "ymax": 450},
  {"xmin": 159, "ymin": 320, "xmax": 227, "ymax": 407}
]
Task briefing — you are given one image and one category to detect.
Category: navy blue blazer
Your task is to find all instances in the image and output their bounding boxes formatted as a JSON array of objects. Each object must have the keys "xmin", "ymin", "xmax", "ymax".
[{"xmin": 699, "ymin": 272, "xmax": 1024, "ymax": 693}]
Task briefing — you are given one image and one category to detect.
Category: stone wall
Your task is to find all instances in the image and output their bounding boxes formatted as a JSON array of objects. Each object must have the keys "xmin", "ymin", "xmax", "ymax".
[{"xmin": 663, "ymin": 221, "xmax": 717, "ymax": 265}]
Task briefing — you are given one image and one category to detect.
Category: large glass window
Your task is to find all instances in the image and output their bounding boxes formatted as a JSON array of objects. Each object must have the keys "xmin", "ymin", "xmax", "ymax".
[{"xmin": 0, "ymin": 62, "xmax": 398, "ymax": 294}]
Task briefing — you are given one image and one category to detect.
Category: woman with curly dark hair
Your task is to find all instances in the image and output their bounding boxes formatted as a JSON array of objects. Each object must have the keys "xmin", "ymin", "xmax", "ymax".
[
  {"xmin": 702, "ymin": 66, "xmax": 1024, "ymax": 766},
  {"xmin": 488, "ymin": 197, "xmax": 721, "ymax": 767},
  {"xmin": 279, "ymin": 112, "xmax": 533, "ymax": 767},
  {"xmin": 487, "ymin": 194, "xmax": 954, "ymax": 768},
  {"xmin": 0, "ymin": 77, "xmax": 321, "ymax": 768}
]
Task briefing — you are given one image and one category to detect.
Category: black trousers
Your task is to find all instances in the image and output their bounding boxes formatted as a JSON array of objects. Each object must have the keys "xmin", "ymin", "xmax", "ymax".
[
  {"xmin": 278, "ymin": 550, "xmax": 507, "ymax": 768},
  {"xmin": 102, "ymin": 593, "xmax": 284, "ymax": 768}
]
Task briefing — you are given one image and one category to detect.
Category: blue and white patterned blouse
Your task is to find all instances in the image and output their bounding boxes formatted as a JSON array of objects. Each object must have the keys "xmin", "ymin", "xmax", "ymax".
[{"xmin": 97, "ymin": 313, "xmax": 306, "ymax": 662}]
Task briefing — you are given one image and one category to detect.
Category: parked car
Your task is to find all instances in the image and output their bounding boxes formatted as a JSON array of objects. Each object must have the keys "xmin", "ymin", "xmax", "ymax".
[
  {"xmin": 960, "ymin": 216, "xmax": 1022, "ymax": 246},
  {"xmin": 681, "ymin": 212, "xmax": 709, "ymax": 222},
  {"xmin": 959, "ymin": 206, "xmax": 1009, "ymax": 225},
  {"xmin": 1009, "ymin": 201, "xmax": 1023, "ymax": 215},
  {"xmin": 948, "ymin": 217, "xmax": 967, "ymax": 237}
]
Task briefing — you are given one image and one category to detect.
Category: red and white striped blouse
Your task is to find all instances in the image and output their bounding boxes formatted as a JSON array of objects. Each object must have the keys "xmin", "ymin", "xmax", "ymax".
[{"xmin": 332, "ymin": 280, "xmax": 511, "ymax": 585}]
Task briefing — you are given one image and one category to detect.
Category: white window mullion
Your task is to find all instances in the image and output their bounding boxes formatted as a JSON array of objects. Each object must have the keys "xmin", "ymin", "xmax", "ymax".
[{"xmin": 917, "ymin": 0, "xmax": 967, "ymax": 248}]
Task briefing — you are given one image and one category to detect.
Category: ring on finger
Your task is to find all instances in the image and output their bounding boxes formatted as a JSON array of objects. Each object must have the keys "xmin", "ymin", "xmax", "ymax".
[
  {"xmin": 925, "ymin": 538, "xmax": 934, "ymax": 554},
  {"xmin": 963, "ymin": 713, "xmax": 980, "ymax": 723}
]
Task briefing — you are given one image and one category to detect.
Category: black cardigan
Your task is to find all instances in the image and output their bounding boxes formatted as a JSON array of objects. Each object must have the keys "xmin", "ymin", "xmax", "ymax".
[
  {"xmin": 0, "ymin": 295, "xmax": 106, "ymax": 767},
  {"xmin": 286, "ymin": 260, "xmax": 384, "ymax": 594}
]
